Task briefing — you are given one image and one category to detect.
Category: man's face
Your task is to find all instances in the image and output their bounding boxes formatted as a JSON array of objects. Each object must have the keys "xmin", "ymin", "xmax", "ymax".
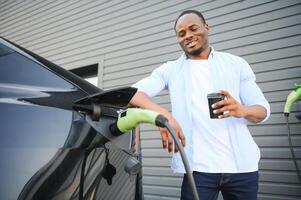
[{"xmin": 175, "ymin": 13, "xmax": 209, "ymax": 57}]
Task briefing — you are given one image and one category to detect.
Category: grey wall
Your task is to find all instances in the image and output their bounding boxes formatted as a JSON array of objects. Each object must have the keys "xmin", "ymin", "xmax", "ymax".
[{"xmin": 1, "ymin": 0, "xmax": 301, "ymax": 199}]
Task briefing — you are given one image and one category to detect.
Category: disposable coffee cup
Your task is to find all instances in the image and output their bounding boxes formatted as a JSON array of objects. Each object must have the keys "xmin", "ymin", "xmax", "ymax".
[{"xmin": 207, "ymin": 93, "xmax": 225, "ymax": 119}]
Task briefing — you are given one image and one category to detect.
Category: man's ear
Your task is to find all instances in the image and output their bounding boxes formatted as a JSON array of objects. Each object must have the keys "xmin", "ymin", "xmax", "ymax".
[{"xmin": 205, "ymin": 23, "xmax": 209, "ymax": 32}]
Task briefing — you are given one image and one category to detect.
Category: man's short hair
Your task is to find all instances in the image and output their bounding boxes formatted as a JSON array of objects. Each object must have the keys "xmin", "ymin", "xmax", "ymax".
[{"xmin": 174, "ymin": 10, "xmax": 206, "ymax": 31}]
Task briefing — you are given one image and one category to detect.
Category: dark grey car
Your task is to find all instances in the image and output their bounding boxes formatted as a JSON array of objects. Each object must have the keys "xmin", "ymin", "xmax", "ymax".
[{"xmin": 0, "ymin": 37, "xmax": 143, "ymax": 200}]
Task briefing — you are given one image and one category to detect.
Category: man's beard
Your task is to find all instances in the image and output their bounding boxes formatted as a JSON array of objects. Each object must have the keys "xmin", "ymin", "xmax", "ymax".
[{"xmin": 185, "ymin": 43, "xmax": 209, "ymax": 57}]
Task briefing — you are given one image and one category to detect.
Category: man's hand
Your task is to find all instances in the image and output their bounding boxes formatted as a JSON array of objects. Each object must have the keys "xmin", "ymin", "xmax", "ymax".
[
  {"xmin": 212, "ymin": 90, "xmax": 245, "ymax": 119},
  {"xmin": 212, "ymin": 90, "xmax": 267, "ymax": 123},
  {"xmin": 129, "ymin": 91, "xmax": 186, "ymax": 152},
  {"xmin": 159, "ymin": 116, "xmax": 186, "ymax": 153}
]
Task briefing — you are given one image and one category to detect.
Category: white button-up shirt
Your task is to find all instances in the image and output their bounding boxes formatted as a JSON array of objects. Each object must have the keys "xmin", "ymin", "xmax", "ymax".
[{"xmin": 133, "ymin": 48, "xmax": 270, "ymax": 173}]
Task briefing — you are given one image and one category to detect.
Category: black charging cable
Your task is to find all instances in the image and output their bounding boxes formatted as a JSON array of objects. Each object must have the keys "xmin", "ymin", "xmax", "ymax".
[
  {"xmin": 284, "ymin": 114, "xmax": 301, "ymax": 183},
  {"xmin": 155, "ymin": 115, "xmax": 200, "ymax": 200}
]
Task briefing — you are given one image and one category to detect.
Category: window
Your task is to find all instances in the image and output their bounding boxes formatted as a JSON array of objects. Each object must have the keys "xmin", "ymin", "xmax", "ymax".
[
  {"xmin": 70, "ymin": 64, "xmax": 98, "ymax": 86},
  {"xmin": 0, "ymin": 45, "xmax": 74, "ymax": 90},
  {"xmin": 0, "ymin": 43, "xmax": 14, "ymax": 57}
]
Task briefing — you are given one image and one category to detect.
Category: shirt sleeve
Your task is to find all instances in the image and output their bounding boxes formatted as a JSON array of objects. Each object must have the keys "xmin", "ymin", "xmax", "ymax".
[
  {"xmin": 132, "ymin": 63, "xmax": 169, "ymax": 98},
  {"xmin": 239, "ymin": 58, "xmax": 271, "ymax": 122}
]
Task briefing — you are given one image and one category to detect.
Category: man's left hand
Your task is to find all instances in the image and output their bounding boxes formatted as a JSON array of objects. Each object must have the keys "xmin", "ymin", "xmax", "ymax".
[{"xmin": 211, "ymin": 90, "xmax": 245, "ymax": 119}]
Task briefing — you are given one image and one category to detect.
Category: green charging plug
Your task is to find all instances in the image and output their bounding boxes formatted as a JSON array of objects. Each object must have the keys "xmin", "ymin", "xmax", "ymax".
[
  {"xmin": 110, "ymin": 108, "xmax": 167, "ymax": 135},
  {"xmin": 284, "ymin": 83, "xmax": 301, "ymax": 116}
]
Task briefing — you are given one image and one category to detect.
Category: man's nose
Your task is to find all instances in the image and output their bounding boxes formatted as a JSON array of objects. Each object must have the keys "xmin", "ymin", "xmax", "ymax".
[{"xmin": 185, "ymin": 31, "xmax": 194, "ymax": 40}]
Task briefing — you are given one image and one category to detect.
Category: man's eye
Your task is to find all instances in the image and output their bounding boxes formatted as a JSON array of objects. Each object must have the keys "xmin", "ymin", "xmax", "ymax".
[{"xmin": 178, "ymin": 32, "xmax": 185, "ymax": 37}]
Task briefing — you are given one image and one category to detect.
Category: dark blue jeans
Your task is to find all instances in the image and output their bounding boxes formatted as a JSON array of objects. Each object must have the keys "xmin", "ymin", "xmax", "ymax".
[{"xmin": 181, "ymin": 171, "xmax": 259, "ymax": 200}]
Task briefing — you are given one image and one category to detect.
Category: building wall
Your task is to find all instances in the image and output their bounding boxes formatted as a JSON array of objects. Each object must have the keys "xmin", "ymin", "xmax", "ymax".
[{"xmin": 1, "ymin": 0, "xmax": 301, "ymax": 199}]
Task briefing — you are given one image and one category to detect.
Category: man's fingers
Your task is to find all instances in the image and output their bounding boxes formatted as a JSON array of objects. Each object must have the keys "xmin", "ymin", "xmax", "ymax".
[
  {"xmin": 174, "ymin": 143, "xmax": 179, "ymax": 152},
  {"xmin": 214, "ymin": 104, "xmax": 236, "ymax": 114},
  {"xmin": 178, "ymin": 130, "xmax": 186, "ymax": 147},
  {"xmin": 160, "ymin": 125, "xmax": 186, "ymax": 153},
  {"xmin": 160, "ymin": 128, "xmax": 174, "ymax": 153},
  {"xmin": 160, "ymin": 128, "xmax": 168, "ymax": 149},
  {"xmin": 218, "ymin": 112, "xmax": 231, "ymax": 119},
  {"xmin": 167, "ymin": 134, "xmax": 173, "ymax": 153},
  {"xmin": 162, "ymin": 139, "xmax": 167, "ymax": 149},
  {"xmin": 219, "ymin": 90, "xmax": 231, "ymax": 98},
  {"xmin": 212, "ymin": 99, "xmax": 228, "ymax": 109}
]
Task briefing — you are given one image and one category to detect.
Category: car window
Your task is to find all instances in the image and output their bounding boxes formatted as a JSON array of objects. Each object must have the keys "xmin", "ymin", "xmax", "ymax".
[
  {"xmin": 0, "ymin": 43, "xmax": 14, "ymax": 57},
  {"xmin": 0, "ymin": 46, "xmax": 74, "ymax": 90}
]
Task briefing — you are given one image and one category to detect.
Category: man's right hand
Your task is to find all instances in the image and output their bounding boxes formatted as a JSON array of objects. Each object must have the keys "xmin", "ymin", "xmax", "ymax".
[
  {"xmin": 129, "ymin": 91, "xmax": 186, "ymax": 153},
  {"xmin": 159, "ymin": 116, "xmax": 186, "ymax": 153}
]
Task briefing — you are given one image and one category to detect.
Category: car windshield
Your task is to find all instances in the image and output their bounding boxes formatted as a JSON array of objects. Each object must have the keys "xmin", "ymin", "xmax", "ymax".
[{"xmin": 0, "ymin": 43, "xmax": 14, "ymax": 57}]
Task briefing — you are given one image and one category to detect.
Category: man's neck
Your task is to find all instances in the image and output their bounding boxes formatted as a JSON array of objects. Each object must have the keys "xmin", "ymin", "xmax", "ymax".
[{"xmin": 188, "ymin": 46, "xmax": 211, "ymax": 60}]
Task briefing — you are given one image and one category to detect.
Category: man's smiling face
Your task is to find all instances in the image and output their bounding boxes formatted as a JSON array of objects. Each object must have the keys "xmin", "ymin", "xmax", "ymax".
[{"xmin": 175, "ymin": 13, "xmax": 209, "ymax": 58}]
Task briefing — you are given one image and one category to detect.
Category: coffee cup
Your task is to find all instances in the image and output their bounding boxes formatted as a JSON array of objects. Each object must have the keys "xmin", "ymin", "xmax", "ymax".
[{"xmin": 207, "ymin": 93, "xmax": 225, "ymax": 119}]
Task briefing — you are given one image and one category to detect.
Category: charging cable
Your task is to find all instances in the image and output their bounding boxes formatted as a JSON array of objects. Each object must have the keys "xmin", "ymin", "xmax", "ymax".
[
  {"xmin": 284, "ymin": 84, "xmax": 301, "ymax": 183},
  {"xmin": 163, "ymin": 121, "xmax": 199, "ymax": 199},
  {"xmin": 110, "ymin": 108, "xmax": 200, "ymax": 200},
  {"xmin": 284, "ymin": 114, "xmax": 301, "ymax": 183}
]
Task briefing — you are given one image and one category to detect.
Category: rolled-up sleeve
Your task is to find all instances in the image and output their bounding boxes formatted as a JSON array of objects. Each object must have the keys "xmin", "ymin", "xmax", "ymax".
[
  {"xmin": 239, "ymin": 59, "xmax": 271, "ymax": 122},
  {"xmin": 132, "ymin": 63, "xmax": 169, "ymax": 98}
]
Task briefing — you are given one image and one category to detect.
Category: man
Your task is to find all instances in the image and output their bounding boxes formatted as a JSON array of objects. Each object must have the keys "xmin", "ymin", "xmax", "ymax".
[{"xmin": 129, "ymin": 10, "xmax": 270, "ymax": 200}]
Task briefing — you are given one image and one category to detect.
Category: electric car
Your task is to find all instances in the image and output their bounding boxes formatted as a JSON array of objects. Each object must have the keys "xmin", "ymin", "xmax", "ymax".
[{"xmin": 0, "ymin": 37, "xmax": 143, "ymax": 200}]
